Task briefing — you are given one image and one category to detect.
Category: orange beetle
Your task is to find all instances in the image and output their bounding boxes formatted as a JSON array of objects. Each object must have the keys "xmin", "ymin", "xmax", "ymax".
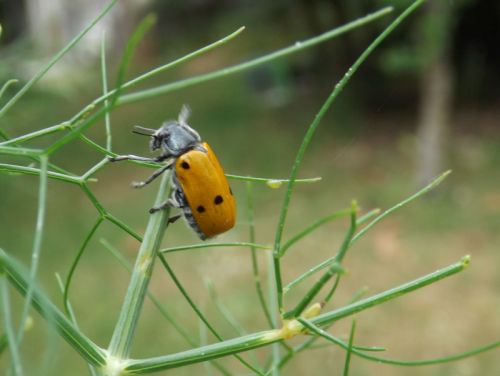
[{"xmin": 111, "ymin": 105, "xmax": 236, "ymax": 239}]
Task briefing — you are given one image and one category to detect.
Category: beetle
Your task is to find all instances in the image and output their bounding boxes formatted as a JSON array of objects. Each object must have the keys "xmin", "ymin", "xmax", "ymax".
[{"xmin": 110, "ymin": 105, "xmax": 236, "ymax": 240}]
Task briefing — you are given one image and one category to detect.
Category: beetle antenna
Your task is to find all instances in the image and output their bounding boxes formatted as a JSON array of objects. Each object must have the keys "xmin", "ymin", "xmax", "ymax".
[
  {"xmin": 132, "ymin": 125, "xmax": 156, "ymax": 136},
  {"xmin": 178, "ymin": 104, "xmax": 191, "ymax": 127}
]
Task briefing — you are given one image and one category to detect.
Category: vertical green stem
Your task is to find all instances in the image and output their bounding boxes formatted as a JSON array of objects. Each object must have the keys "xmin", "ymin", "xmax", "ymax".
[
  {"xmin": 267, "ymin": 251, "xmax": 280, "ymax": 375},
  {"xmin": 107, "ymin": 171, "xmax": 172, "ymax": 358},
  {"xmin": 246, "ymin": 182, "xmax": 274, "ymax": 328},
  {"xmin": 1, "ymin": 275, "xmax": 23, "ymax": 375},
  {"xmin": 17, "ymin": 155, "xmax": 48, "ymax": 344}
]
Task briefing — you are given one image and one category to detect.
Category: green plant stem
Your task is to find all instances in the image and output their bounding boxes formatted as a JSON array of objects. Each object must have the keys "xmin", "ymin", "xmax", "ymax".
[
  {"xmin": 281, "ymin": 208, "xmax": 352, "ymax": 256},
  {"xmin": 1, "ymin": 27, "xmax": 245, "ymax": 147},
  {"xmin": 64, "ymin": 216, "xmax": 104, "ymax": 316},
  {"xmin": 107, "ymin": 171, "xmax": 172, "ymax": 358},
  {"xmin": 17, "ymin": 156, "xmax": 48, "ymax": 345},
  {"xmin": 157, "ymin": 254, "xmax": 263, "ymax": 375},
  {"xmin": 273, "ymin": 1, "xmax": 424, "ymax": 315},
  {"xmin": 246, "ymin": 182, "xmax": 274, "ymax": 328},
  {"xmin": 160, "ymin": 242, "xmax": 270, "ymax": 253},
  {"xmin": 312, "ymin": 256, "xmax": 470, "ymax": 327},
  {"xmin": 227, "ymin": 174, "xmax": 321, "ymax": 185},
  {"xmin": 0, "ymin": 122, "xmax": 72, "ymax": 146},
  {"xmin": 118, "ymin": 7, "xmax": 393, "ymax": 106},
  {"xmin": 299, "ymin": 318, "xmax": 500, "ymax": 366},
  {"xmin": 284, "ymin": 205, "xmax": 356, "ymax": 294},
  {"xmin": 343, "ymin": 321, "xmax": 356, "ymax": 376},
  {"xmin": 0, "ymin": 145, "xmax": 43, "ymax": 156},
  {"xmin": 101, "ymin": 241, "xmax": 233, "ymax": 376},
  {"xmin": 283, "ymin": 263, "xmax": 344, "ymax": 320},
  {"xmin": 0, "ymin": 0, "xmax": 118, "ymax": 119},
  {"xmin": 0, "ymin": 163, "xmax": 83, "ymax": 184},
  {"xmin": 2, "ymin": 247, "xmax": 470, "ymax": 373},
  {"xmin": 100, "ymin": 31, "xmax": 112, "ymax": 152},
  {"xmin": 0, "ymin": 250, "xmax": 106, "ymax": 366},
  {"xmin": 124, "ymin": 256, "xmax": 470, "ymax": 373},
  {"xmin": 1, "ymin": 274, "xmax": 23, "ymax": 375},
  {"xmin": 0, "ymin": 79, "xmax": 18, "ymax": 101},
  {"xmin": 351, "ymin": 170, "xmax": 451, "ymax": 245},
  {"xmin": 285, "ymin": 170, "xmax": 450, "ymax": 290}
]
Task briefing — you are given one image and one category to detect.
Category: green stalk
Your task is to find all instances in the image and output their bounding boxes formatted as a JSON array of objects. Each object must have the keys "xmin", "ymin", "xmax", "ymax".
[
  {"xmin": 100, "ymin": 31, "xmax": 112, "ymax": 152},
  {"xmin": 64, "ymin": 216, "xmax": 105, "ymax": 316},
  {"xmin": 118, "ymin": 7, "xmax": 393, "ymax": 105},
  {"xmin": 272, "ymin": 0, "xmax": 425, "ymax": 314},
  {"xmin": 343, "ymin": 321, "xmax": 356, "ymax": 376},
  {"xmin": 311, "ymin": 256, "xmax": 470, "ymax": 327},
  {"xmin": 0, "ymin": 249, "xmax": 106, "ymax": 366},
  {"xmin": 107, "ymin": 171, "xmax": 172, "ymax": 358},
  {"xmin": 0, "ymin": 163, "xmax": 83, "ymax": 185},
  {"xmin": 160, "ymin": 242, "xmax": 270, "ymax": 253},
  {"xmin": 1, "ymin": 274, "xmax": 23, "ymax": 375},
  {"xmin": 299, "ymin": 318, "xmax": 500, "ymax": 367},
  {"xmin": 123, "ymin": 256, "xmax": 469, "ymax": 373},
  {"xmin": 17, "ymin": 156, "xmax": 48, "ymax": 345},
  {"xmin": 246, "ymin": 182, "xmax": 274, "ymax": 328}
]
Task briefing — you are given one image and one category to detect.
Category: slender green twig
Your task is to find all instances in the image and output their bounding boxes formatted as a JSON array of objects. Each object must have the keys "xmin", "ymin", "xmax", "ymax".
[
  {"xmin": 0, "ymin": 163, "xmax": 84, "ymax": 185},
  {"xmin": 0, "ymin": 250, "xmax": 106, "ymax": 366},
  {"xmin": 351, "ymin": 170, "xmax": 451, "ymax": 245},
  {"xmin": 160, "ymin": 242, "xmax": 270, "ymax": 254},
  {"xmin": 100, "ymin": 31, "xmax": 112, "ymax": 152},
  {"xmin": 285, "ymin": 171, "xmax": 450, "ymax": 289},
  {"xmin": 118, "ymin": 7, "xmax": 393, "ymax": 105},
  {"xmin": 312, "ymin": 256, "xmax": 470, "ymax": 327},
  {"xmin": 64, "ymin": 216, "xmax": 105, "ymax": 316},
  {"xmin": 0, "ymin": 79, "xmax": 18, "ymax": 102},
  {"xmin": 1, "ymin": 274, "xmax": 23, "ymax": 375},
  {"xmin": 281, "ymin": 208, "xmax": 352, "ymax": 257},
  {"xmin": 247, "ymin": 182, "xmax": 275, "ymax": 328},
  {"xmin": 284, "ymin": 204, "xmax": 357, "ymax": 294},
  {"xmin": 1, "ymin": 27, "xmax": 246, "ymax": 148},
  {"xmin": 343, "ymin": 321, "xmax": 356, "ymax": 376},
  {"xmin": 299, "ymin": 318, "xmax": 500, "ymax": 367},
  {"xmin": 272, "ymin": 1, "xmax": 421, "ymax": 315},
  {"xmin": 227, "ymin": 174, "xmax": 321, "ymax": 185},
  {"xmin": 158, "ymin": 254, "xmax": 264, "ymax": 375},
  {"xmin": 283, "ymin": 263, "xmax": 345, "ymax": 320},
  {"xmin": 17, "ymin": 156, "xmax": 48, "ymax": 345},
  {"xmin": 101, "ymin": 240, "xmax": 233, "ymax": 376}
]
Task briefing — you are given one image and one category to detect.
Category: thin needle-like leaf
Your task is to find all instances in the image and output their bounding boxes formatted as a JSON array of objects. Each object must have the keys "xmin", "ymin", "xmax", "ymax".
[
  {"xmin": 64, "ymin": 217, "xmax": 104, "ymax": 316},
  {"xmin": 17, "ymin": 156, "xmax": 48, "ymax": 345},
  {"xmin": 1, "ymin": 274, "xmax": 23, "ymax": 375},
  {"xmin": 246, "ymin": 182, "xmax": 274, "ymax": 328},
  {"xmin": 343, "ymin": 321, "xmax": 356, "ymax": 376},
  {"xmin": 158, "ymin": 254, "xmax": 264, "ymax": 375},
  {"xmin": 100, "ymin": 31, "xmax": 112, "ymax": 151},
  {"xmin": 160, "ymin": 242, "xmax": 270, "ymax": 254}
]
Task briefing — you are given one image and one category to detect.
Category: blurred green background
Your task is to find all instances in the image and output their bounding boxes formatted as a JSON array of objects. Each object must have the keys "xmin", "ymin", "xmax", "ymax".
[{"xmin": 1, "ymin": 0, "xmax": 499, "ymax": 375}]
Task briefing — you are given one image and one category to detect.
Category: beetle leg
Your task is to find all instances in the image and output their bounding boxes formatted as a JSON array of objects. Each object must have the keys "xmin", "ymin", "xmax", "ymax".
[
  {"xmin": 108, "ymin": 154, "xmax": 158, "ymax": 162},
  {"xmin": 132, "ymin": 163, "xmax": 173, "ymax": 188},
  {"xmin": 149, "ymin": 197, "xmax": 181, "ymax": 214},
  {"xmin": 108, "ymin": 154, "xmax": 172, "ymax": 163},
  {"xmin": 167, "ymin": 214, "xmax": 182, "ymax": 224}
]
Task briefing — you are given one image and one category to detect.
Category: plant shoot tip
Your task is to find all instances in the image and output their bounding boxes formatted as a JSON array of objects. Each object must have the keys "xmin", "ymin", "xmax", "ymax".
[{"xmin": 461, "ymin": 255, "xmax": 471, "ymax": 267}]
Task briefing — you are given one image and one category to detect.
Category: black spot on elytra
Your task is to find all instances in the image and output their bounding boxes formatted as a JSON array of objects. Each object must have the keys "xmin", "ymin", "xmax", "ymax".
[
  {"xmin": 181, "ymin": 161, "xmax": 190, "ymax": 169},
  {"xmin": 214, "ymin": 195, "xmax": 223, "ymax": 205},
  {"xmin": 197, "ymin": 205, "xmax": 206, "ymax": 213}
]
